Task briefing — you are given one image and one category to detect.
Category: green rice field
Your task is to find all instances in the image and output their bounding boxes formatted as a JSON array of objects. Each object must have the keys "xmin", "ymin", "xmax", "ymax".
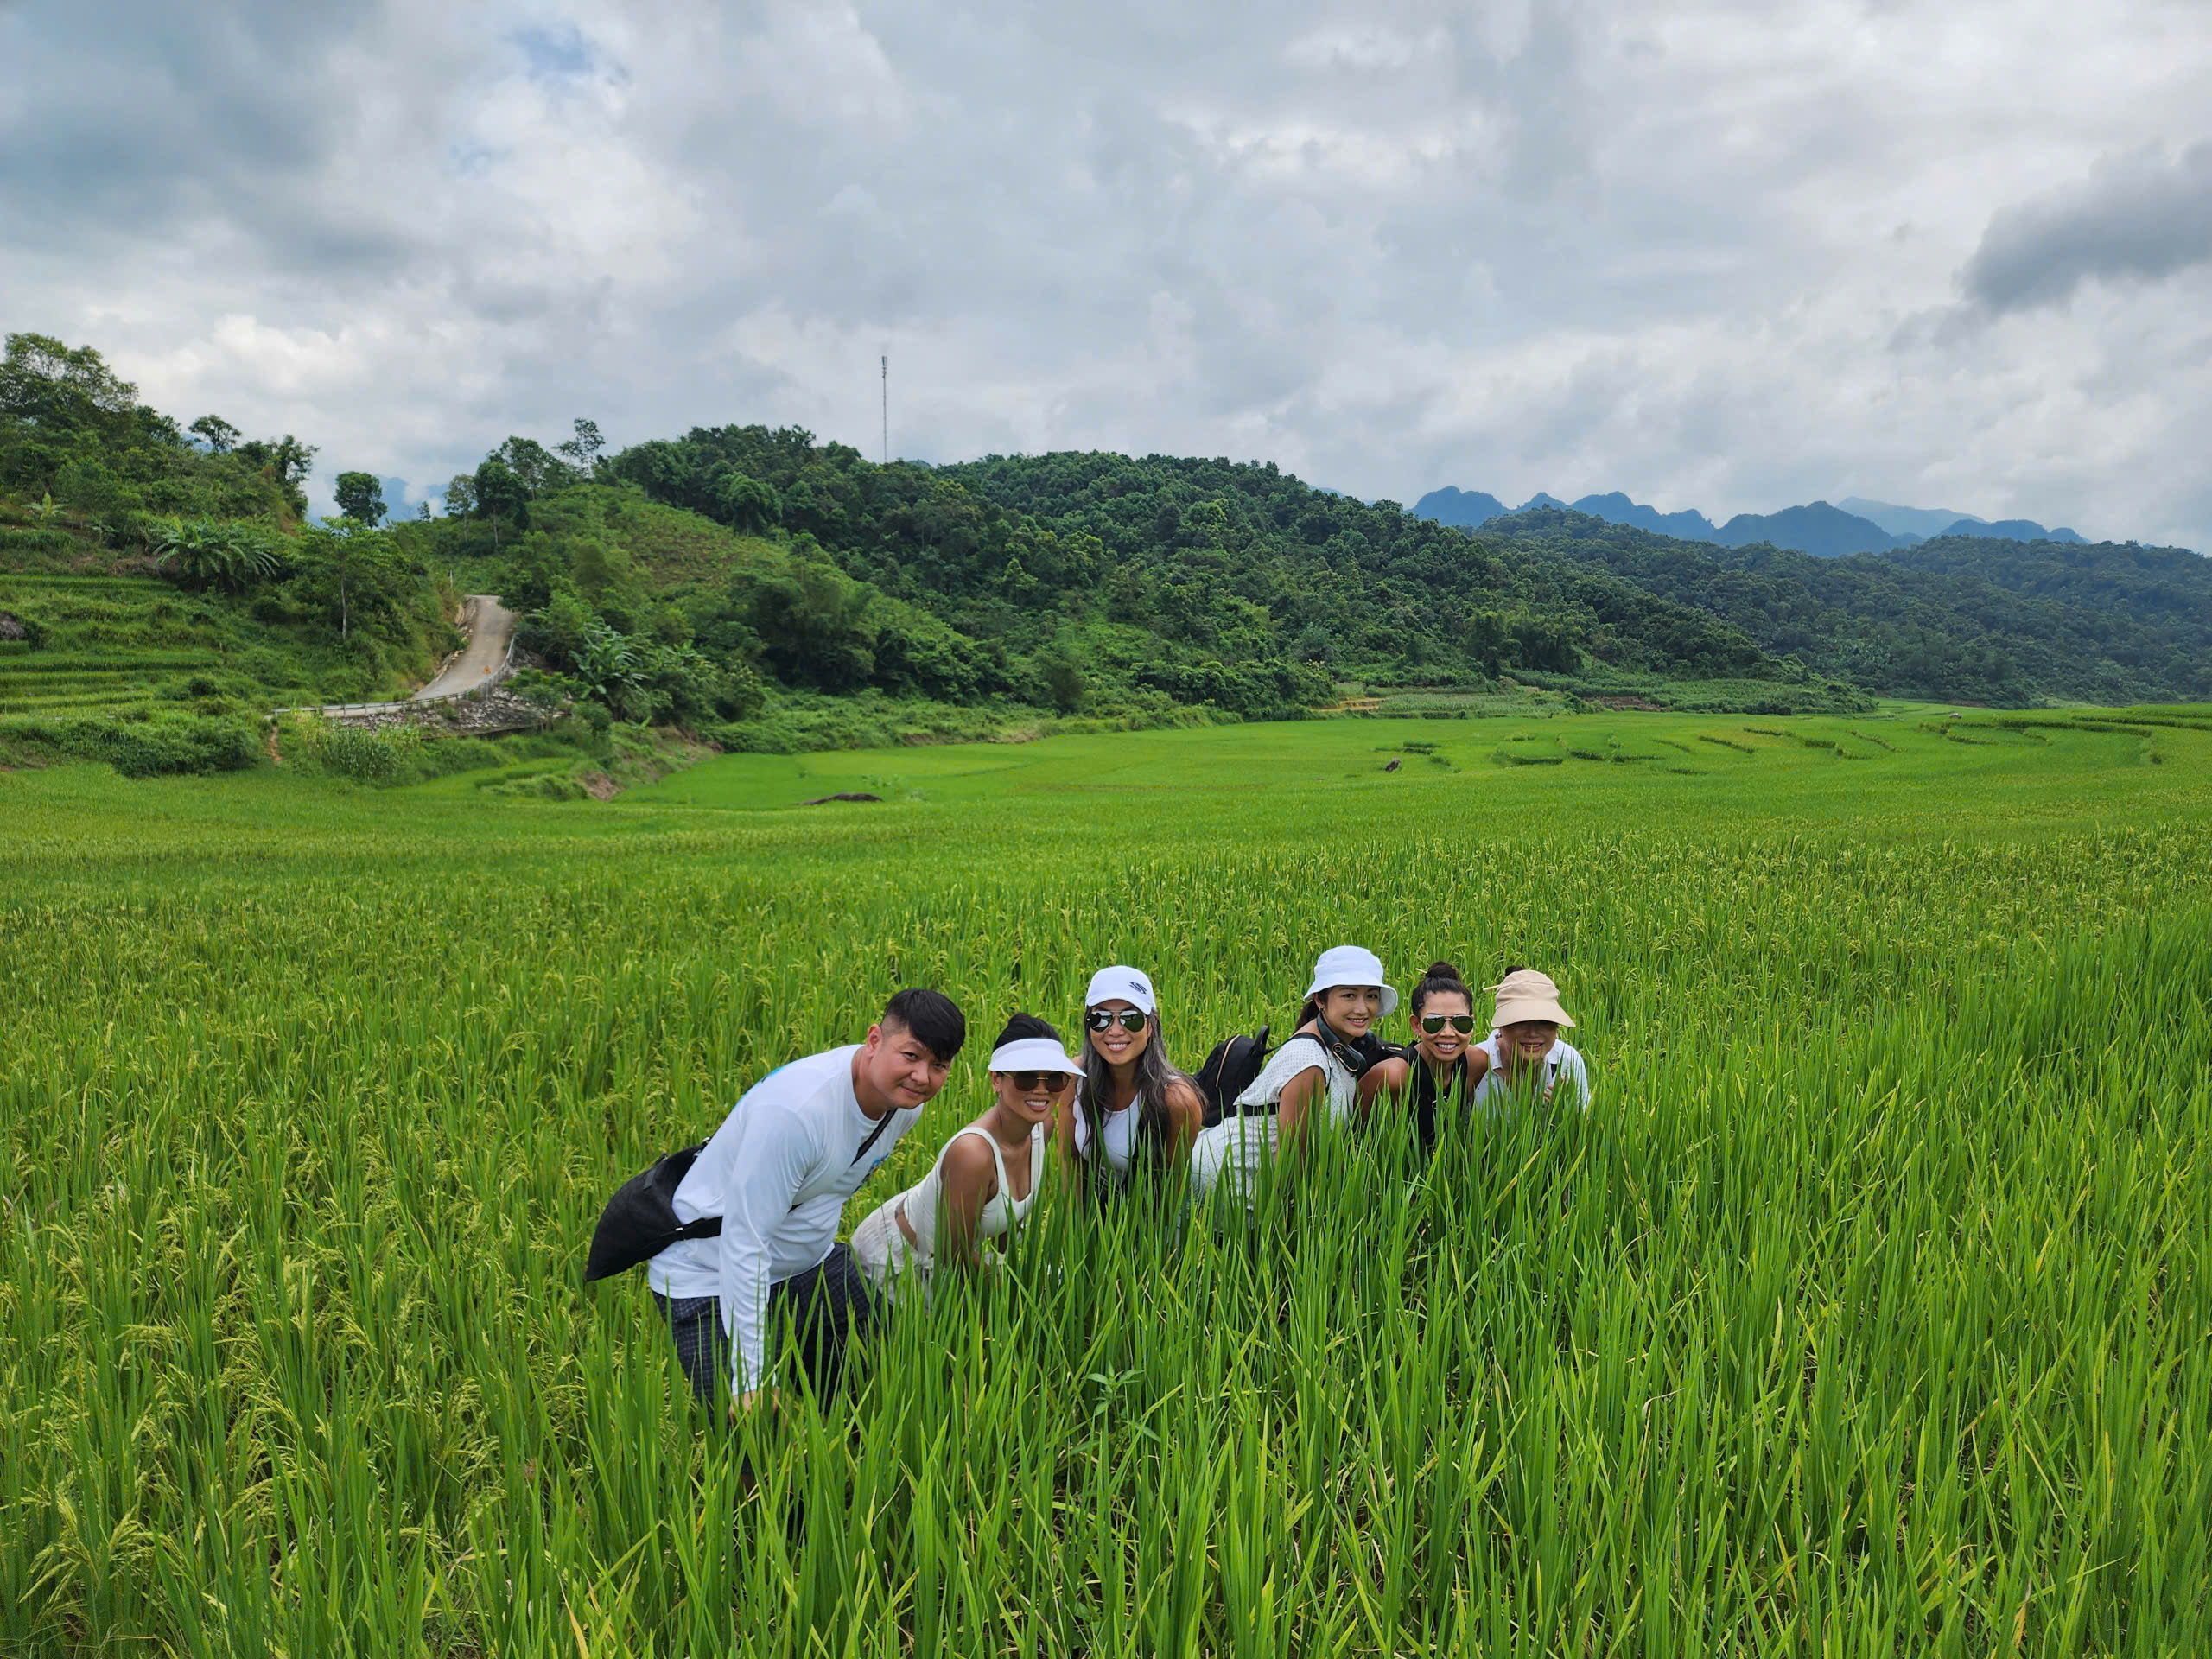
[{"xmin": 3, "ymin": 708, "xmax": 2209, "ymax": 1655}]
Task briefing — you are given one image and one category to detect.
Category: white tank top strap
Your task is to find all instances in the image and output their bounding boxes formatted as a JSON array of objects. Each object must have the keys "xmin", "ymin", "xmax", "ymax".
[{"xmin": 950, "ymin": 1122, "xmax": 1012, "ymax": 1198}]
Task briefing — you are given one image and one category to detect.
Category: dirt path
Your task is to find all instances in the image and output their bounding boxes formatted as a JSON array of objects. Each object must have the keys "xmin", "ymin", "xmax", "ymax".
[{"xmin": 416, "ymin": 595, "xmax": 516, "ymax": 701}]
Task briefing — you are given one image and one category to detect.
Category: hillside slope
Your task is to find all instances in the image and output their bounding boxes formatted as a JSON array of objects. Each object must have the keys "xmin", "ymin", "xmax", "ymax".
[{"xmin": 1479, "ymin": 508, "xmax": 2212, "ymax": 705}]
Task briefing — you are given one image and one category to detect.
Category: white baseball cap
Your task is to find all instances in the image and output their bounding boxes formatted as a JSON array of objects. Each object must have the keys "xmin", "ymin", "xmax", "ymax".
[
  {"xmin": 1306, "ymin": 945, "xmax": 1398, "ymax": 1016},
  {"xmin": 1084, "ymin": 964, "xmax": 1157, "ymax": 1016}
]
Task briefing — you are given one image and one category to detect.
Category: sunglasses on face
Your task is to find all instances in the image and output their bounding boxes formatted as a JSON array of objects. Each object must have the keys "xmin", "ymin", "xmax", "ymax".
[
  {"xmin": 1419, "ymin": 1014, "xmax": 1478, "ymax": 1034},
  {"xmin": 1006, "ymin": 1071, "xmax": 1074, "ymax": 1093},
  {"xmin": 1086, "ymin": 1008, "xmax": 1148, "ymax": 1033}
]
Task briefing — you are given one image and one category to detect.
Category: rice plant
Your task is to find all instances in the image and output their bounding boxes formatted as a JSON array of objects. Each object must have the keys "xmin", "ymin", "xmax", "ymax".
[{"xmin": 2, "ymin": 715, "xmax": 2208, "ymax": 1655}]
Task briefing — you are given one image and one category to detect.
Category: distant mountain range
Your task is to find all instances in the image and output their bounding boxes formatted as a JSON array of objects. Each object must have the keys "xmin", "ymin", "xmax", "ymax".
[{"xmin": 1414, "ymin": 487, "xmax": 2088, "ymax": 558}]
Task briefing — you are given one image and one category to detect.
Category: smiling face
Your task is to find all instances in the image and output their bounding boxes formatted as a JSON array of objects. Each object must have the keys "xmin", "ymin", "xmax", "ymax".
[
  {"xmin": 990, "ymin": 1066, "xmax": 1071, "ymax": 1128},
  {"xmin": 1411, "ymin": 988, "xmax": 1475, "ymax": 1066},
  {"xmin": 1496, "ymin": 1019, "xmax": 1560, "ymax": 1065},
  {"xmin": 1086, "ymin": 1000, "xmax": 1153, "ymax": 1069},
  {"xmin": 1317, "ymin": 984, "xmax": 1383, "ymax": 1039},
  {"xmin": 855, "ymin": 1018, "xmax": 952, "ymax": 1114}
]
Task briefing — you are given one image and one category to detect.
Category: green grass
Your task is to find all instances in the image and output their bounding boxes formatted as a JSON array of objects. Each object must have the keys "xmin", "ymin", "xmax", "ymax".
[
  {"xmin": 2, "ymin": 710, "xmax": 2208, "ymax": 1655},
  {"xmin": 0, "ymin": 569, "xmax": 458, "ymax": 728}
]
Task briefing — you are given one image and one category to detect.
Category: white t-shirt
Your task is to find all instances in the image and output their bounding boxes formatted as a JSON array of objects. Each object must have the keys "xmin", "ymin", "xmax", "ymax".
[
  {"xmin": 1469, "ymin": 1033, "xmax": 1592, "ymax": 1111},
  {"xmin": 646, "ymin": 1045, "xmax": 920, "ymax": 1392}
]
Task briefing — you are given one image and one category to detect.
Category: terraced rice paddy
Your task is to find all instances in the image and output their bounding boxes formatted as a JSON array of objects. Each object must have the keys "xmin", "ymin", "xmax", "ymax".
[{"xmin": 3, "ymin": 709, "xmax": 2208, "ymax": 1656}]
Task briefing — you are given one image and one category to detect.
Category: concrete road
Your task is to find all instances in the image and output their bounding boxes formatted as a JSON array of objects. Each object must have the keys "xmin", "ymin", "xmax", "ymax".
[{"xmin": 416, "ymin": 594, "xmax": 517, "ymax": 701}]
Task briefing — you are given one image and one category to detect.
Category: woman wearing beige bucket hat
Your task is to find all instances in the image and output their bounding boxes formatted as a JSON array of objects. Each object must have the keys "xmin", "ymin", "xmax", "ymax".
[{"xmin": 1470, "ymin": 967, "xmax": 1591, "ymax": 1110}]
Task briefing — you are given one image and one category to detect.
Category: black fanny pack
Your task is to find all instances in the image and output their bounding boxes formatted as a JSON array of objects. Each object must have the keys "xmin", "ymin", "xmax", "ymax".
[
  {"xmin": 584, "ymin": 1107, "xmax": 901, "ymax": 1285},
  {"xmin": 584, "ymin": 1141, "xmax": 719, "ymax": 1283}
]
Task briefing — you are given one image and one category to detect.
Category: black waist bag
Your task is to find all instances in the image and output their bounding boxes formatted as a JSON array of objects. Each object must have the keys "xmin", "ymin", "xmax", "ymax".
[{"xmin": 584, "ymin": 1141, "xmax": 721, "ymax": 1282}]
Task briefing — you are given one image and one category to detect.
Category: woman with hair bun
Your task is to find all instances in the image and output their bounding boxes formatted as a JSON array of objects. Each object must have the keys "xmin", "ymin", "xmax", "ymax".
[
  {"xmin": 1058, "ymin": 964, "xmax": 1205, "ymax": 1201},
  {"xmin": 1394, "ymin": 960, "xmax": 1490, "ymax": 1159},
  {"xmin": 850, "ymin": 1014, "xmax": 1082, "ymax": 1300}
]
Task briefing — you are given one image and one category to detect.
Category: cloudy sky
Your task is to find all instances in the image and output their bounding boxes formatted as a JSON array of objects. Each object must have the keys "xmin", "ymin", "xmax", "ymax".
[{"xmin": 5, "ymin": 0, "xmax": 2209, "ymax": 547}]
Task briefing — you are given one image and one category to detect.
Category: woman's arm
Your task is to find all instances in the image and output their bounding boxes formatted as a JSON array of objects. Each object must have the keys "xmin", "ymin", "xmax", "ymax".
[
  {"xmin": 1357, "ymin": 1054, "xmax": 1408, "ymax": 1120},
  {"xmin": 932, "ymin": 1135, "xmax": 1000, "ymax": 1277},
  {"xmin": 1273, "ymin": 1065, "xmax": 1327, "ymax": 1155},
  {"xmin": 1163, "ymin": 1077, "xmax": 1206, "ymax": 1157},
  {"xmin": 1052, "ymin": 1090, "xmax": 1083, "ymax": 1180}
]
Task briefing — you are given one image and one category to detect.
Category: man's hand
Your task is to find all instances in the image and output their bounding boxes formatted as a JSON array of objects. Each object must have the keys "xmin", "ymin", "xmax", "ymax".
[{"xmin": 730, "ymin": 1387, "xmax": 777, "ymax": 1424}]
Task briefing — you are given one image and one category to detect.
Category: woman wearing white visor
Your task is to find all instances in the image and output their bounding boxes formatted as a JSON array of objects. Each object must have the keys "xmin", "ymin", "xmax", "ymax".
[
  {"xmin": 851, "ymin": 1014, "xmax": 1083, "ymax": 1299},
  {"xmin": 1469, "ymin": 968, "xmax": 1592, "ymax": 1111},
  {"xmin": 1059, "ymin": 964, "xmax": 1205, "ymax": 1201},
  {"xmin": 1190, "ymin": 945, "xmax": 1399, "ymax": 1210}
]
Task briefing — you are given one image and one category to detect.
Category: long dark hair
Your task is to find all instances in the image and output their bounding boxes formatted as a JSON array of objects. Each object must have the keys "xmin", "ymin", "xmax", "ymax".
[{"xmin": 1077, "ymin": 1010, "xmax": 1190, "ymax": 1192}]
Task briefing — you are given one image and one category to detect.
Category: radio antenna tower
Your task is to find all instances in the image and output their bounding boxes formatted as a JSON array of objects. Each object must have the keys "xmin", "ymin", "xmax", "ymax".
[{"xmin": 880, "ymin": 354, "xmax": 888, "ymax": 465}]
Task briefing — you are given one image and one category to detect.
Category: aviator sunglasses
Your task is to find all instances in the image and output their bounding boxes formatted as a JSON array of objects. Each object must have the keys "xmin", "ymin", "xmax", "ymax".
[
  {"xmin": 1085, "ymin": 1008, "xmax": 1149, "ymax": 1033},
  {"xmin": 1005, "ymin": 1070, "xmax": 1074, "ymax": 1092},
  {"xmin": 1419, "ymin": 1013, "xmax": 1479, "ymax": 1035}
]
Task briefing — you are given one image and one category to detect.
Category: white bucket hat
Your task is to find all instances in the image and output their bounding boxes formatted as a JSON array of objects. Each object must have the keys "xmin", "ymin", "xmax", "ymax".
[
  {"xmin": 1084, "ymin": 964, "xmax": 1157, "ymax": 1016},
  {"xmin": 1490, "ymin": 968, "xmax": 1574, "ymax": 1029},
  {"xmin": 988, "ymin": 1036, "xmax": 1085, "ymax": 1076},
  {"xmin": 1306, "ymin": 944, "xmax": 1398, "ymax": 1016}
]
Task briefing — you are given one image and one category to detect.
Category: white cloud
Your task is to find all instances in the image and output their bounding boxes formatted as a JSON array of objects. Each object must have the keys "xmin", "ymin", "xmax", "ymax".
[{"xmin": 2, "ymin": 0, "xmax": 2208, "ymax": 548}]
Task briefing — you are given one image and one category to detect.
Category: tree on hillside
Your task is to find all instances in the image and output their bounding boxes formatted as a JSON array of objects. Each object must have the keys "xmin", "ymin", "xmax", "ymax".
[
  {"xmin": 473, "ymin": 456, "xmax": 530, "ymax": 544},
  {"xmin": 556, "ymin": 418, "xmax": 607, "ymax": 473},
  {"xmin": 713, "ymin": 468, "xmax": 781, "ymax": 533},
  {"xmin": 297, "ymin": 521, "xmax": 403, "ymax": 640},
  {"xmin": 334, "ymin": 471, "xmax": 386, "ymax": 526},
  {"xmin": 0, "ymin": 334, "xmax": 142, "ymax": 434},
  {"xmin": 235, "ymin": 434, "xmax": 316, "ymax": 516},
  {"xmin": 188, "ymin": 414, "xmax": 240, "ymax": 454}
]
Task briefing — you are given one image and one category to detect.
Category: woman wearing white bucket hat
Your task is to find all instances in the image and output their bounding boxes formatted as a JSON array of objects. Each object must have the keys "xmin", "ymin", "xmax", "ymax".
[
  {"xmin": 1058, "ymin": 964, "xmax": 1205, "ymax": 1200},
  {"xmin": 1469, "ymin": 967, "xmax": 1592, "ymax": 1111},
  {"xmin": 851, "ymin": 1014, "xmax": 1083, "ymax": 1299},
  {"xmin": 1190, "ymin": 944, "xmax": 1399, "ymax": 1209}
]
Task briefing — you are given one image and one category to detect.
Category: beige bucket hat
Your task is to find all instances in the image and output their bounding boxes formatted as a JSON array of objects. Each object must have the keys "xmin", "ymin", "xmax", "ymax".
[{"xmin": 1490, "ymin": 968, "xmax": 1574, "ymax": 1029}]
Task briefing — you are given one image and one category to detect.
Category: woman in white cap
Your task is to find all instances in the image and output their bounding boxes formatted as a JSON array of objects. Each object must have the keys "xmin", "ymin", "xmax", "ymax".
[
  {"xmin": 1059, "ymin": 964, "xmax": 1205, "ymax": 1200},
  {"xmin": 850, "ymin": 1014, "xmax": 1083, "ymax": 1298},
  {"xmin": 1189, "ymin": 944, "xmax": 1399, "ymax": 1209},
  {"xmin": 1469, "ymin": 967, "xmax": 1592, "ymax": 1110}
]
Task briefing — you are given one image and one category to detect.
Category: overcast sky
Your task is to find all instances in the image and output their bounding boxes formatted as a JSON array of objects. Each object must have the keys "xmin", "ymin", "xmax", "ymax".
[{"xmin": 5, "ymin": 0, "xmax": 2209, "ymax": 547}]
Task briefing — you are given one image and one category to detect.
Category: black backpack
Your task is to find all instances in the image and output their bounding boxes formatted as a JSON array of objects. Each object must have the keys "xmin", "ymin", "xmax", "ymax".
[{"xmin": 1193, "ymin": 1025, "xmax": 1271, "ymax": 1127}]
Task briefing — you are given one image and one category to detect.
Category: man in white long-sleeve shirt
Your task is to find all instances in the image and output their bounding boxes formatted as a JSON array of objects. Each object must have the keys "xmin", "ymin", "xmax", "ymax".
[{"xmin": 645, "ymin": 988, "xmax": 965, "ymax": 1414}]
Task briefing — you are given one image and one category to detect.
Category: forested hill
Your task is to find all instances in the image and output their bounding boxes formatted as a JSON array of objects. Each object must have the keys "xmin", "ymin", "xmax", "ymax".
[
  {"xmin": 1481, "ymin": 508, "xmax": 2212, "ymax": 705},
  {"xmin": 605, "ymin": 434, "xmax": 1795, "ymax": 695}
]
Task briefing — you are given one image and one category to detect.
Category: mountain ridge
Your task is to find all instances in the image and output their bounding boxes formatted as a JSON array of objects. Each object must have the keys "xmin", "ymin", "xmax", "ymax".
[{"xmin": 1414, "ymin": 486, "xmax": 2102, "ymax": 558}]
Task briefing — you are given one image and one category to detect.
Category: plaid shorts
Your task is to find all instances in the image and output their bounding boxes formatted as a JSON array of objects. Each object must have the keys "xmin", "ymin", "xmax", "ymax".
[{"xmin": 654, "ymin": 1242, "xmax": 882, "ymax": 1407}]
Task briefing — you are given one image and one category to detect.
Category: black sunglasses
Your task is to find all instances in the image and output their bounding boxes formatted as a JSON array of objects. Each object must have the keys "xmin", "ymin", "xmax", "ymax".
[
  {"xmin": 1419, "ymin": 1014, "xmax": 1478, "ymax": 1034},
  {"xmin": 1086, "ymin": 1008, "xmax": 1148, "ymax": 1033},
  {"xmin": 1006, "ymin": 1070, "xmax": 1074, "ymax": 1092}
]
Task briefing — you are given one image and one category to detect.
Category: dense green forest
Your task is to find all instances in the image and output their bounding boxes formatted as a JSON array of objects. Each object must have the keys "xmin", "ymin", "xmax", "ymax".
[
  {"xmin": 582, "ymin": 429, "xmax": 1820, "ymax": 710},
  {"xmin": 1484, "ymin": 507, "xmax": 2212, "ymax": 705},
  {"xmin": 6, "ymin": 329, "xmax": 2207, "ymax": 778}
]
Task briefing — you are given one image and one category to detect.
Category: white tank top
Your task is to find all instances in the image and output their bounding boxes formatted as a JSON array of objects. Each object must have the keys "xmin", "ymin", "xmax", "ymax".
[
  {"xmin": 1072, "ymin": 1094, "xmax": 1139, "ymax": 1174},
  {"xmin": 897, "ymin": 1122, "xmax": 1046, "ymax": 1261}
]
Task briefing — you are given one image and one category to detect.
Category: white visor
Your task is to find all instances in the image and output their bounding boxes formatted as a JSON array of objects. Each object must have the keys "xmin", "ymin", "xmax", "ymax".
[{"xmin": 989, "ymin": 1036, "xmax": 1084, "ymax": 1076}]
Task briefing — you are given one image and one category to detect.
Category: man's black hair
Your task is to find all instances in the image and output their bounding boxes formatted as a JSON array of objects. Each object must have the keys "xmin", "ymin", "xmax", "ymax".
[
  {"xmin": 881, "ymin": 988, "xmax": 966, "ymax": 1061},
  {"xmin": 989, "ymin": 1011, "xmax": 1062, "ymax": 1052}
]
